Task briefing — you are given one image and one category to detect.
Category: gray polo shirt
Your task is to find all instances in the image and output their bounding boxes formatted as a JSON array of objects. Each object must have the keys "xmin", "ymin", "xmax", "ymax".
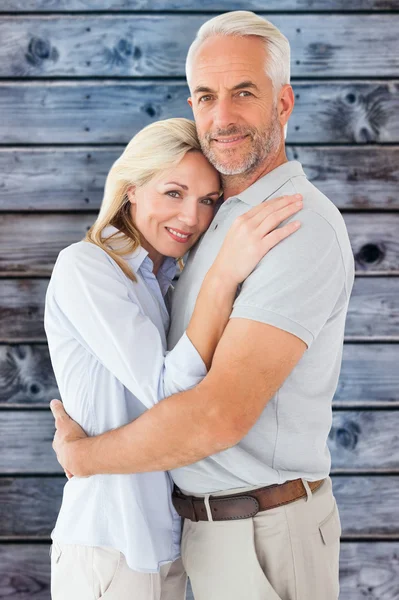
[{"xmin": 168, "ymin": 160, "xmax": 355, "ymax": 494}]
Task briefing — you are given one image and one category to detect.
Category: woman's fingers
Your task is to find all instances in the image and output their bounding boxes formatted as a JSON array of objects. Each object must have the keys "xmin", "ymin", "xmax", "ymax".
[
  {"xmin": 256, "ymin": 200, "xmax": 303, "ymax": 237},
  {"xmin": 261, "ymin": 220, "xmax": 301, "ymax": 253},
  {"xmin": 243, "ymin": 194, "xmax": 302, "ymax": 228}
]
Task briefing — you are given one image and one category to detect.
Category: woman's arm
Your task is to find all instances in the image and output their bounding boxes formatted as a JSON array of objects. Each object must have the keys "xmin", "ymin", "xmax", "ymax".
[
  {"xmin": 48, "ymin": 194, "xmax": 302, "ymax": 410},
  {"xmin": 184, "ymin": 193, "xmax": 303, "ymax": 369}
]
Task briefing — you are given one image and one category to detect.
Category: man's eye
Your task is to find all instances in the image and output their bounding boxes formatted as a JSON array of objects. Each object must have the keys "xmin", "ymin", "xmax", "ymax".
[
  {"xmin": 238, "ymin": 91, "xmax": 252, "ymax": 97},
  {"xmin": 199, "ymin": 95, "xmax": 212, "ymax": 103},
  {"xmin": 166, "ymin": 191, "xmax": 180, "ymax": 198}
]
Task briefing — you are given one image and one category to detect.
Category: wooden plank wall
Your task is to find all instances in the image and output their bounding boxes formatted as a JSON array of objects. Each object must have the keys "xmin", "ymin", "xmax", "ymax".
[{"xmin": 0, "ymin": 1, "xmax": 398, "ymax": 599}]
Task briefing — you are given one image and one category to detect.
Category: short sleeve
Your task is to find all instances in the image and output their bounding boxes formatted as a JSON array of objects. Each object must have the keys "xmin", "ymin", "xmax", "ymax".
[{"xmin": 230, "ymin": 210, "xmax": 346, "ymax": 348}]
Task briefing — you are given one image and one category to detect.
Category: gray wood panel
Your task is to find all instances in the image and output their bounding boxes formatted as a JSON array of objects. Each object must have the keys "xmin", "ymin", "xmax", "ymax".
[
  {"xmin": 0, "ymin": 345, "xmax": 58, "ymax": 407},
  {"xmin": 334, "ymin": 344, "xmax": 399, "ymax": 406},
  {"xmin": 1, "ymin": 213, "xmax": 398, "ymax": 276},
  {"xmin": 1, "ymin": 410, "xmax": 398, "ymax": 474},
  {"xmin": 1, "ymin": 476, "xmax": 398, "ymax": 538},
  {"xmin": 0, "ymin": 214, "xmax": 94, "ymax": 276},
  {"xmin": 1, "ymin": 542, "xmax": 398, "ymax": 600},
  {"xmin": 0, "ymin": 147, "xmax": 116, "ymax": 211},
  {"xmin": 345, "ymin": 213, "xmax": 399, "ymax": 275},
  {"xmin": 1, "ymin": 0, "xmax": 397, "ymax": 11},
  {"xmin": 328, "ymin": 411, "xmax": 399, "ymax": 472},
  {"xmin": 1, "ymin": 81, "xmax": 397, "ymax": 144},
  {"xmin": 345, "ymin": 277, "xmax": 399, "ymax": 339},
  {"xmin": 1, "ymin": 146, "xmax": 399, "ymax": 212},
  {"xmin": 287, "ymin": 146, "xmax": 399, "ymax": 211},
  {"xmin": 2, "ymin": 343, "xmax": 397, "ymax": 408},
  {"xmin": 1, "ymin": 15, "xmax": 398, "ymax": 78},
  {"xmin": 1, "ymin": 277, "xmax": 399, "ymax": 342}
]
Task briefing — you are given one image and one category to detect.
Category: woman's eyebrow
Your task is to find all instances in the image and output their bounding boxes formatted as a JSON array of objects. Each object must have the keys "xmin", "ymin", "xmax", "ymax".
[{"xmin": 164, "ymin": 181, "xmax": 188, "ymax": 190}]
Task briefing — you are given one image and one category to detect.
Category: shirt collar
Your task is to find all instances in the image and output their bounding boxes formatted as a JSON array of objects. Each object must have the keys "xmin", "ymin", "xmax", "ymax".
[
  {"xmin": 234, "ymin": 161, "xmax": 305, "ymax": 206},
  {"xmin": 102, "ymin": 225, "xmax": 178, "ymax": 295}
]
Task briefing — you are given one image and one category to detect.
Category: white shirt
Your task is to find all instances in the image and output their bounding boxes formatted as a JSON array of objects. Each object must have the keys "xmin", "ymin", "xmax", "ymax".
[{"xmin": 44, "ymin": 226, "xmax": 207, "ymax": 572}]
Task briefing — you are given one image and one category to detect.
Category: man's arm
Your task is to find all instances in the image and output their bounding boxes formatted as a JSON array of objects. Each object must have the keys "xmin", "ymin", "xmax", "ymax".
[{"xmin": 52, "ymin": 318, "xmax": 306, "ymax": 476}]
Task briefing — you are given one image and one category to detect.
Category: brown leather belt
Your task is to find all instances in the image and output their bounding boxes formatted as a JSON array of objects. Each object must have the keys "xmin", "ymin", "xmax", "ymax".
[{"xmin": 172, "ymin": 478, "xmax": 325, "ymax": 522}]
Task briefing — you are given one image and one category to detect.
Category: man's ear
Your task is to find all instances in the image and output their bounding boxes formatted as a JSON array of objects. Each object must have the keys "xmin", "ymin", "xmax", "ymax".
[
  {"xmin": 187, "ymin": 96, "xmax": 193, "ymax": 109},
  {"xmin": 278, "ymin": 84, "xmax": 295, "ymax": 130},
  {"xmin": 126, "ymin": 185, "xmax": 136, "ymax": 204}
]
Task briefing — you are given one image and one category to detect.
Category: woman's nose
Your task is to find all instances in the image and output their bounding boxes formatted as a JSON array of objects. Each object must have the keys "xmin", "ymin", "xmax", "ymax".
[{"xmin": 178, "ymin": 202, "xmax": 199, "ymax": 228}]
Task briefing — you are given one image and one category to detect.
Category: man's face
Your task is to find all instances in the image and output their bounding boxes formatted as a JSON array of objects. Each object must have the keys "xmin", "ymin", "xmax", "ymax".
[{"xmin": 188, "ymin": 35, "xmax": 283, "ymax": 176}]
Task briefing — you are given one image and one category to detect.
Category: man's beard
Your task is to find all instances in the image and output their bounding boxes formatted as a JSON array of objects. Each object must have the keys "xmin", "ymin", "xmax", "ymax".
[{"xmin": 199, "ymin": 112, "xmax": 282, "ymax": 176}]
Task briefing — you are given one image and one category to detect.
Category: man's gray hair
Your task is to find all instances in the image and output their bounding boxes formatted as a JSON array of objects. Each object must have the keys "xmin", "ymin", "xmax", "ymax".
[{"xmin": 186, "ymin": 11, "xmax": 291, "ymax": 93}]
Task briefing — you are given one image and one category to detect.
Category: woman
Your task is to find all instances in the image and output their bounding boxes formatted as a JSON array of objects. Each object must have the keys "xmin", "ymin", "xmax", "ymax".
[{"xmin": 45, "ymin": 118, "xmax": 302, "ymax": 600}]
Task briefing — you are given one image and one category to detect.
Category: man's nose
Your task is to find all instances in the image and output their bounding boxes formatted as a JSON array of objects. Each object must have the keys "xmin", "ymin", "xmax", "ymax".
[{"xmin": 212, "ymin": 98, "xmax": 237, "ymax": 131}]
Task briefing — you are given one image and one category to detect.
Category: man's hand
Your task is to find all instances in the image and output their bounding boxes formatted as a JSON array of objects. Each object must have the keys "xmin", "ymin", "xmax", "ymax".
[{"xmin": 50, "ymin": 399, "xmax": 88, "ymax": 479}]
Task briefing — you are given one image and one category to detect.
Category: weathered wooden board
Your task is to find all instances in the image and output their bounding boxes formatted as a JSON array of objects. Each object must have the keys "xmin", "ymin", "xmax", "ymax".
[
  {"xmin": 1, "ymin": 343, "xmax": 397, "ymax": 408},
  {"xmin": 1, "ymin": 277, "xmax": 399, "ymax": 342},
  {"xmin": 0, "ymin": 544, "xmax": 51, "ymax": 600},
  {"xmin": 345, "ymin": 213, "xmax": 399, "ymax": 275},
  {"xmin": 0, "ymin": 280, "xmax": 49, "ymax": 342},
  {"xmin": 0, "ymin": 476, "xmax": 398, "ymax": 538},
  {"xmin": 0, "ymin": 214, "xmax": 94, "ymax": 276},
  {"xmin": 1, "ymin": 15, "xmax": 398, "ymax": 78},
  {"xmin": 0, "ymin": 147, "xmax": 118, "ymax": 211},
  {"xmin": 2, "ymin": 0, "xmax": 397, "ymax": 11},
  {"xmin": 287, "ymin": 146, "xmax": 399, "ymax": 211},
  {"xmin": 345, "ymin": 278, "xmax": 399, "ymax": 340},
  {"xmin": 334, "ymin": 344, "xmax": 399, "ymax": 406},
  {"xmin": 1, "ymin": 212, "xmax": 398, "ymax": 276},
  {"xmin": 339, "ymin": 542, "xmax": 399, "ymax": 599},
  {"xmin": 1, "ymin": 81, "xmax": 398, "ymax": 144},
  {"xmin": 328, "ymin": 411, "xmax": 399, "ymax": 472},
  {"xmin": 0, "ymin": 542, "xmax": 398, "ymax": 600},
  {"xmin": 1, "ymin": 410, "xmax": 398, "ymax": 474},
  {"xmin": 1, "ymin": 146, "xmax": 399, "ymax": 212},
  {"xmin": 0, "ymin": 345, "xmax": 58, "ymax": 406}
]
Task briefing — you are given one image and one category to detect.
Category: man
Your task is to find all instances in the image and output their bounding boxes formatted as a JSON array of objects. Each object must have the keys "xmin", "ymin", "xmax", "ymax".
[{"xmin": 51, "ymin": 11, "xmax": 354, "ymax": 600}]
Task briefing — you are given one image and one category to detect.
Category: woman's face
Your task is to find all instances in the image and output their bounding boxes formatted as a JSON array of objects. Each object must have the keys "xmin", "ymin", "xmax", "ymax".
[{"xmin": 127, "ymin": 151, "xmax": 221, "ymax": 261}]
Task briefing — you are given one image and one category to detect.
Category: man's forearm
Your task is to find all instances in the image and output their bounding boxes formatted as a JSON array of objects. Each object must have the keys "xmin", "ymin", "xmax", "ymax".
[{"xmin": 71, "ymin": 379, "xmax": 237, "ymax": 477}]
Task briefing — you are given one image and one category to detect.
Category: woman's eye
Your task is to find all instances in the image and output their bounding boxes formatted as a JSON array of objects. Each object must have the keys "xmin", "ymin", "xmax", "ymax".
[
  {"xmin": 166, "ymin": 191, "xmax": 180, "ymax": 198},
  {"xmin": 201, "ymin": 198, "xmax": 214, "ymax": 206}
]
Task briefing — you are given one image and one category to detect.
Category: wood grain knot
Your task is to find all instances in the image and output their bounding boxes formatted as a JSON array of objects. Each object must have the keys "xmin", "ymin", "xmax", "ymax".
[
  {"xmin": 141, "ymin": 103, "xmax": 160, "ymax": 118},
  {"xmin": 322, "ymin": 85, "xmax": 389, "ymax": 143},
  {"xmin": 103, "ymin": 39, "xmax": 134, "ymax": 67},
  {"xmin": 25, "ymin": 37, "xmax": 59, "ymax": 67},
  {"xmin": 334, "ymin": 421, "xmax": 361, "ymax": 450},
  {"xmin": 356, "ymin": 243, "xmax": 385, "ymax": 266},
  {"xmin": 307, "ymin": 42, "xmax": 335, "ymax": 60}
]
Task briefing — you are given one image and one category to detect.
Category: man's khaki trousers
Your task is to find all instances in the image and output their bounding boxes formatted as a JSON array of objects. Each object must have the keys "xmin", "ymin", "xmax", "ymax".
[
  {"xmin": 182, "ymin": 477, "xmax": 341, "ymax": 600},
  {"xmin": 50, "ymin": 543, "xmax": 187, "ymax": 600}
]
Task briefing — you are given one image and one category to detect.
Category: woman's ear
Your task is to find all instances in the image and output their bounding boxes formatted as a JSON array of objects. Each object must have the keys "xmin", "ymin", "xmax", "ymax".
[{"xmin": 126, "ymin": 185, "xmax": 136, "ymax": 204}]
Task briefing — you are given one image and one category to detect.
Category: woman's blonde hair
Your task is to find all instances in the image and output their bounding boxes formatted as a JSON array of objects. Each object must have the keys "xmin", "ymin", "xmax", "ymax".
[{"xmin": 85, "ymin": 118, "xmax": 201, "ymax": 281}]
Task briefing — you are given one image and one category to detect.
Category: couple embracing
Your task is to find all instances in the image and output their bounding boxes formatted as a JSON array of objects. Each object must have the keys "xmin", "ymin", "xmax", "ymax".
[{"xmin": 47, "ymin": 10, "xmax": 354, "ymax": 600}]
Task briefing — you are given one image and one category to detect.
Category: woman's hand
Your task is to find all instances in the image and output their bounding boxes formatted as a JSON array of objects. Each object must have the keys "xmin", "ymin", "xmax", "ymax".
[
  {"xmin": 211, "ymin": 194, "xmax": 303, "ymax": 286},
  {"xmin": 50, "ymin": 399, "xmax": 88, "ymax": 479}
]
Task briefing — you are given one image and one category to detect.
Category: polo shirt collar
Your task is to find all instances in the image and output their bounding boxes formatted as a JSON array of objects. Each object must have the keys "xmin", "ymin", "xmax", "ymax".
[{"xmin": 234, "ymin": 160, "xmax": 305, "ymax": 206}]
